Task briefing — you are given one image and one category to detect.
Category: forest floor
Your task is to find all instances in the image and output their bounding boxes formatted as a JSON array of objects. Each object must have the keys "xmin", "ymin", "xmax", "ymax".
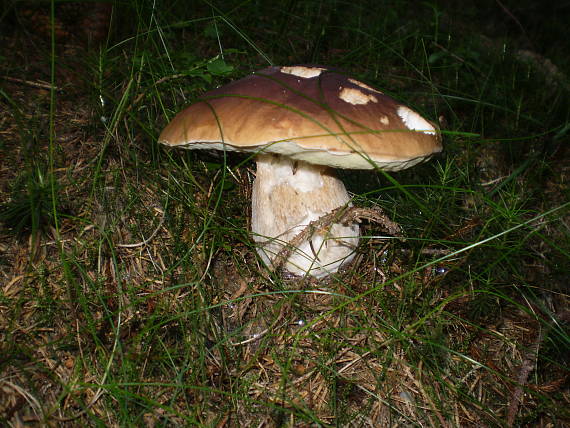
[{"xmin": 1, "ymin": 1, "xmax": 569, "ymax": 426}]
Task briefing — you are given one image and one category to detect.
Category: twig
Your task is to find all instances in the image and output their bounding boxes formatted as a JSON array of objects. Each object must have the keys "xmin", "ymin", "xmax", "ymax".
[
  {"xmin": 506, "ymin": 326, "xmax": 545, "ymax": 427},
  {"xmin": 431, "ymin": 42, "xmax": 466, "ymax": 64},
  {"xmin": 399, "ymin": 248, "xmax": 451, "ymax": 256},
  {"xmin": 230, "ymin": 327, "xmax": 269, "ymax": 346},
  {"xmin": 273, "ymin": 205, "xmax": 402, "ymax": 272},
  {"xmin": 230, "ymin": 304, "xmax": 287, "ymax": 347},
  {"xmin": 1, "ymin": 75, "xmax": 62, "ymax": 92},
  {"xmin": 337, "ymin": 351, "xmax": 371, "ymax": 374},
  {"xmin": 495, "ymin": 0, "xmax": 534, "ymax": 50},
  {"xmin": 117, "ymin": 208, "xmax": 166, "ymax": 248}
]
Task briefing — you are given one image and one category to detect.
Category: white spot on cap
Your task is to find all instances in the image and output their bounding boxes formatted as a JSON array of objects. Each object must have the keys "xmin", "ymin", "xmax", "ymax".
[
  {"xmin": 348, "ymin": 78, "xmax": 383, "ymax": 94},
  {"xmin": 281, "ymin": 66, "xmax": 325, "ymax": 78},
  {"xmin": 379, "ymin": 115, "xmax": 390, "ymax": 125},
  {"xmin": 397, "ymin": 106, "xmax": 436, "ymax": 135},
  {"xmin": 339, "ymin": 87, "xmax": 378, "ymax": 105}
]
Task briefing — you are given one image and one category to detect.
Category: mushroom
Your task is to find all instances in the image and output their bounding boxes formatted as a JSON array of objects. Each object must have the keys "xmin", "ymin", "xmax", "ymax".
[{"xmin": 159, "ymin": 65, "xmax": 442, "ymax": 278}]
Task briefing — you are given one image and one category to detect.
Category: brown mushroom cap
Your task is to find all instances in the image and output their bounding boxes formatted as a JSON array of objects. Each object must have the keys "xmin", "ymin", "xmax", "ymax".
[{"xmin": 159, "ymin": 65, "xmax": 442, "ymax": 171}]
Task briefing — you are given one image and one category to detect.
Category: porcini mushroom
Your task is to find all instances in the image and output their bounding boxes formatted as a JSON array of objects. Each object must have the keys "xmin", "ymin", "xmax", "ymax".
[{"xmin": 159, "ymin": 65, "xmax": 442, "ymax": 278}]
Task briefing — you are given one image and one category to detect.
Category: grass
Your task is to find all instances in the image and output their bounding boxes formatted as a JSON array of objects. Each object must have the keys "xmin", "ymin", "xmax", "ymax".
[{"xmin": 1, "ymin": 0, "xmax": 569, "ymax": 426}]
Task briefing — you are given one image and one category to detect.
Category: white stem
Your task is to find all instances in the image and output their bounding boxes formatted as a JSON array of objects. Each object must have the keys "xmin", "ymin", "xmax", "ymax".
[{"xmin": 251, "ymin": 154, "xmax": 359, "ymax": 278}]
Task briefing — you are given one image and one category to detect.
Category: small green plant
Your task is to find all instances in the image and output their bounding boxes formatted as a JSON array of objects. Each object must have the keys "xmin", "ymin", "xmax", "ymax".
[{"xmin": 0, "ymin": 166, "xmax": 61, "ymax": 236}]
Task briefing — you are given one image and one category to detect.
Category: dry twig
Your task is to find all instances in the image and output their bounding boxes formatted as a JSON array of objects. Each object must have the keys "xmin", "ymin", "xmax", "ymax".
[
  {"xmin": 506, "ymin": 325, "xmax": 545, "ymax": 427},
  {"xmin": 116, "ymin": 207, "xmax": 166, "ymax": 248},
  {"xmin": 273, "ymin": 205, "xmax": 403, "ymax": 273},
  {"xmin": 1, "ymin": 75, "xmax": 62, "ymax": 91}
]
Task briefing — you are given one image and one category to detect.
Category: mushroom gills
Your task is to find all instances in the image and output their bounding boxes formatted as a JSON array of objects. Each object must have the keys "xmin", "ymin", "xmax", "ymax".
[{"xmin": 251, "ymin": 154, "xmax": 360, "ymax": 278}]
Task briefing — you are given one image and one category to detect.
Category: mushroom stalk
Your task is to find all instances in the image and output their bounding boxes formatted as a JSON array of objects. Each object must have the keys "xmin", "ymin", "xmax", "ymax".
[{"xmin": 251, "ymin": 154, "xmax": 360, "ymax": 278}]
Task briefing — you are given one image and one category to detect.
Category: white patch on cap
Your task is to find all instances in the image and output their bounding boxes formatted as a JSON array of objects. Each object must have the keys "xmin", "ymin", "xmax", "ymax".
[
  {"xmin": 280, "ymin": 66, "xmax": 325, "ymax": 78},
  {"xmin": 396, "ymin": 106, "xmax": 436, "ymax": 135},
  {"xmin": 379, "ymin": 115, "xmax": 390, "ymax": 125},
  {"xmin": 348, "ymin": 78, "xmax": 383, "ymax": 94},
  {"xmin": 339, "ymin": 87, "xmax": 378, "ymax": 105}
]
